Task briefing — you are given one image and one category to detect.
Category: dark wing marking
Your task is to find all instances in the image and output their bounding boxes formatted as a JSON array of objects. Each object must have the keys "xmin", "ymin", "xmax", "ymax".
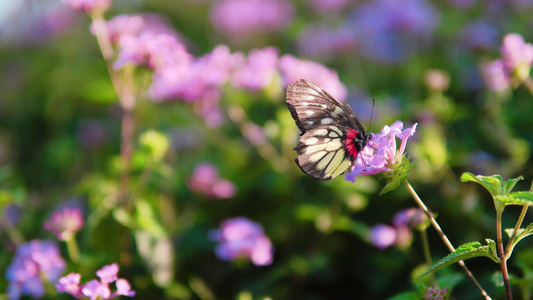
[
  {"xmin": 294, "ymin": 126, "xmax": 353, "ymax": 180},
  {"xmin": 286, "ymin": 79, "xmax": 364, "ymax": 133}
]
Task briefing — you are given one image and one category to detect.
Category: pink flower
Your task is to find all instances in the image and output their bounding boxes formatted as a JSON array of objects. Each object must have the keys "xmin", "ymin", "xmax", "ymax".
[
  {"xmin": 345, "ymin": 121, "xmax": 418, "ymax": 182},
  {"xmin": 481, "ymin": 59, "xmax": 511, "ymax": 92},
  {"xmin": 56, "ymin": 263, "xmax": 135, "ymax": 299},
  {"xmin": 232, "ymin": 47, "xmax": 280, "ymax": 91},
  {"xmin": 210, "ymin": 0, "xmax": 294, "ymax": 36},
  {"xmin": 187, "ymin": 163, "xmax": 237, "ymax": 199},
  {"xmin": 44, "ymin": 207, "xmax": 84, "ymax": 241},
  {"xmin": 500, "ymin": 33, "xmax": 533, "ymax": 81},
  {"xmin": 369, "ymin": 224, "xmax": 397, "ymax": 249},
  {"xmin": 62, "ymin": 0, "xmax": 111, "ymax": 13},
  {"xmin": 280, "ymin": 54, "xmax": 347, "ymax": 101}
]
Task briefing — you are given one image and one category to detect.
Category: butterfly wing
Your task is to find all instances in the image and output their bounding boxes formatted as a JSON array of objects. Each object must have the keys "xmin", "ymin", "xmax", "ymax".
[
  {"xmin": 294, "ymin": 126, "xmax": 354, "ymax": 180},
  {"xmin": 286, "ymin": 79, "xmax": 366, "ymax": 180}
]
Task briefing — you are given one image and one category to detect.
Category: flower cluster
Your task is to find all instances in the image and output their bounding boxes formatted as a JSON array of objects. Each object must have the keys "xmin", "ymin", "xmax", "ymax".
[
  {"xmin": 369, "ymin": 208, "xmax": 429, "ymax": 249},
  {"xmin": 99, "ymin": 13, "xmax": 346, "ymax": 127},
  {"xmin": 345, "ymin": 121, "xmax": 418, "ymax": 183},
  {"xmin": 6, "ymin": 240, "xmax": 66, "ymax": 300},
  {"xmin": 424, "ymin": 284, "xmax": 449, "ymax": 300},
  {"xmin": 56, "ymin": 263, "xmax": 135, "ymax": 299},
  {"xmin": 482, "ymin": 33, "xmax": 533, "ymax": 91},
  {"xmin": 210, "ymin": 217, "xmax": 274, "ymax": 266},
  {"xmin": 187, "ymin": 162, "xmax": 237, "ymax": 199},
  {"xmin": 44, "ymin": 207, "xmax": 84, "ymax": 241},
  {"xmin": 62, "ymin": 0, "xmax": 111, "ymax": 13},
  {"xmin": 209, "ymin": 0, "xmax": 294, "ymax": 37}
]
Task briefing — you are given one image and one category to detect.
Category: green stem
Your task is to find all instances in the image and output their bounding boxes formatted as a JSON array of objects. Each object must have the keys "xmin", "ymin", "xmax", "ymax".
[
  {"xmin": 420, "ymin": 229, "xmax": 432, "ymax": 267},
  {"xmin": 66, "ymin": 237, "xmax": 80, "ymax": 263},
  {"xmin": 504, "ymin": 205, "xmax": 528, "ymax": 257},
  {"xmin": 403, "ymin": 180, "xmax": 492, "ymax": 300},
  {"xmin": 496, "ymin": 210, "xmax": 513, "ymax": 300}
]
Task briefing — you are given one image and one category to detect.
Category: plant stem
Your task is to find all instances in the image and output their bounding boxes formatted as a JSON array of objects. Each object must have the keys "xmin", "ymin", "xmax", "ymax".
[
  {"xmin": 66, "ymin": 237, "xmax": 80, "ymax": 263},
  {"xmin": 91, "ymin": 11, "xmax": 137, "ymax": 208},
  {"xmin": 504, "ymin": 205, "xmax": 528, "ymax": 256},
  {"xmin": 496, "ymin": 211, "xmax": 513, "ymax": 300},
  {"xmin": 403, "ymin": 180, "xmax": 492, "ymax": 300},
  {"xmin": 420, "ymin": 229, "xmax": 432, "ymax": 267}
]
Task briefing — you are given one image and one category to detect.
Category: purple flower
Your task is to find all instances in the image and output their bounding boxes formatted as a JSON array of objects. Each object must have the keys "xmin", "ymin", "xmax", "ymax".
[
  {"xmin": 56, "ymin": 263, "xmax": 135, "ymax": 299},
  {"xmin": 44, "ymin": 207, "xmax": 84, "ymax": 241},
  {"xmin": 7, "ymin": 240, "xmax": 66, "ymax": 300},
  {"xmin": 210, "ymin": 217, "xmax": 274, "ymax": 266},
  {"xmin": 368, "ymin": 224, "xmax": 397, "ymax": 249},
  {"xmin": 187, "ymin": 163, "xmax": 237, "ymax": 199},
  {"xmin": 62, "ymin": 0, "xmax": 111, "ymax": 13},
  {"xmin": 347, "ymin": 0, "xmax": 440, "ymax": 63},
  {"xmin": 296, "ymin": 24, "xmax": 356, "ymax": 59},
  {"xmin": 345, "ymin": 121, "xmax": 418, "ymax": 183},
  {"xmin": 425, "ymin": 284, "xmax": 449, "ymax": 300},
  {"xmin": 481, "ymin": 59, "xmax": 511, "ymax": 91},
  {"xmin": 500, "ymin": 33, "xmax": 533, "ymax": 81},
  {"xmin": 393, "ymin": 208, "xmax": 429, "ymax": 229},
  {"xmin": 232, "ymin": 47, "xmax": 279, "ymax": 91},
  {"xmin": 280, "ymin": 54, "xmax": 347, "ymax": 101},
  {"xmin": 210, "ymin": 0, "xmax": 294, "ymax": 36},
  {"xmin": 459, "ymin": 20, "xmax": 499, "ymax": 51}
]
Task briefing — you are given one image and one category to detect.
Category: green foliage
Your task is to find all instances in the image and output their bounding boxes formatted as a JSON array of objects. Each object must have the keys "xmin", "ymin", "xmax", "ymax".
[{"xmin": 419, "ymin": 240, "xmax": 500, "ymax": 279}]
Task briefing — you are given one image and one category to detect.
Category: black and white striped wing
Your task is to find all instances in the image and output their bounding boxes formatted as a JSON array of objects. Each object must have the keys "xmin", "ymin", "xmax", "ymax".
[
  {"xmin": 286, "ymin": 79, "xmax": 363, "ymax": 132},
  {"xmin": 294, "ymin": 126, "xmax": 353, "ymax": 180},
  {"xmin": 286, "ymin": 79, "xmax": 366, "ymax": 181}
]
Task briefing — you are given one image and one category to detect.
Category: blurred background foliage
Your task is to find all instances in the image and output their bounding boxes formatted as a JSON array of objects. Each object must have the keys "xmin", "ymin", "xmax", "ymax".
[{"xmin": 1, "ymin": 0, "xmax": 533, "ymax": 299}]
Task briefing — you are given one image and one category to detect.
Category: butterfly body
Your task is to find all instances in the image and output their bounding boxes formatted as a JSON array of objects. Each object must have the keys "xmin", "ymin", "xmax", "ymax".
[{"xmin": 286, "ymin": 79, "xmax": 371, "ymax": 180}]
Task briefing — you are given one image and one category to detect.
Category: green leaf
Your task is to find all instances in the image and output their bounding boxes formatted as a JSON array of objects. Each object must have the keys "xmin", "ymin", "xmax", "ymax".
[
  {"xmin": 505, "ymin": 223, "xmax": 533, "ymax": 257},
  {"xmin": 502, "ymin": 176, "xmax": 525, "ymax": 195},
  {"xmin": 495, "ymin": 191, "xmax": 533, "ymax": 207},
  {"xmin": 380, "ymin": 156, "xmax": 415, "ymax": 195},
  {"xmin": 460, "ymin": 172, "xmax": 503, "ymax": 196},
  {"xmin": 418, "ymin": 241, "xmax": 499, "ymax": 279}
]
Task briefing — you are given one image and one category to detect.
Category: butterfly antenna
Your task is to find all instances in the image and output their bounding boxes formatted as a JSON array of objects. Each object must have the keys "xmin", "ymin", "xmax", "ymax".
[{"xmin": 369, "ymin": 98, "xmax": 375, "ymax": 130}]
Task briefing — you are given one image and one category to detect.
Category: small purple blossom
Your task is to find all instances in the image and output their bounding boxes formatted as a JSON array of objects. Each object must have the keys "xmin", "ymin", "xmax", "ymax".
[
  {"xmin": 393, "ymin": 208, "xmax": 429, "ymax": 229},
  {"xmin": 187, "ymin": 163, "xmax": 237, "ymax": 199},
  {"xmin": 280, "ymin": 54, "xmax": 347, "ymax": 101},
  {"xmin": 7, "ymin": 240, "xmax": 66, "ymax": 300},
  {"xmin": 210, "ymin": 0, "xmax": 294, "ymax": 36},
  {"xmin": 62, "ymin": 0, "xmax": 111, "ymax": 13},
  {"xmin": 345, "ymin": 121, "xmax": 418, "ymax": 183},
  {"xmin": 56, "ymin": 263, "xmax": 135, "ymax": 299},
  {"xmin": 232, "ymin": 47, "xmax": 279, "ymax": 91},
  {"xmin": 481, "ymin": 59, "xmax": 511, "ymax": 91},
  {"xmin": 368, "ymin": 224, "xmax": 397, "ymax": 249},
  {"xmin": 44, "ymin": 207, "xmax": 84, "ymax": 241},
  {"xmin": 459, "ymin": 21, "xmax": 499, "ymax": 51},
  {"xmin": 296, "ymin": 24, "xmax": 356, "ymax": 59},
  {"xmin": 210, "ymin": 217, "xmax": 274, "ymax": 266},
  {"xmin": 425, "ymin": 284, "xmax": 449, "ymax": 300}
]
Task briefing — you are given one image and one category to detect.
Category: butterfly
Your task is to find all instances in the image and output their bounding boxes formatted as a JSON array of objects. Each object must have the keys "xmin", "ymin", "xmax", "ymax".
[{"xmin": 286, "ymin": 79, "xmax": 371, "ymax": 180}]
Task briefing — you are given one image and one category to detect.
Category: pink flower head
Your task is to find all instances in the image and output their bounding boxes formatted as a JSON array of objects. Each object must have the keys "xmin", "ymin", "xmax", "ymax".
[
  {"xmin": 62, "ymin": 0, "xmax": 111, "ymax": 13},
  {"xmin": 210, "ymin": 217, "xmax": 274, "ymax": 266},
  {"xmin": 481, "ymin": 59, "xmax": 511, "ymax": 92},
  {"xmin": 187, "ymin": 162, "xmax": 237, "ymax": 199},
  {"xmin": 44, "ymin": 207, "xmax": 84, "ymax": 241},
  {"xmin": 232, "ymin": 47, "xmax": 280, "ymax": 91},
  {"xmin": 393, "ymin": 208, "xmax": 429, "ymax": 229},
  {"xmin": 56, "ymin": 263, "xmax": 135, "ymax": 299},
  {"xmin": 500, "ymin": 33, "xmax": 533, "ymax": 72},
  {"xmin": 7, "ymin": 240, "xmax": 66, "ymax": 300},
  {"xmin": 345, "ymin": 121, "xmax": 418, "ymax": 182},
  {"xmin": 210, "ymin": 0, "xmax": 294, "ymax": 36},
  {"xmin": 369, "ymin": 224, "xmax": 396, "ymax": 249},
  {"xmin": 280, "ymin": 54, "xmax": 347, "ymax": 101}
]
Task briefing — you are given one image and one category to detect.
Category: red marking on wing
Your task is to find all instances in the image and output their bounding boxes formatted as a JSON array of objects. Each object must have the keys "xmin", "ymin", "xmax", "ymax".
[{"xmin": 345, "ymin": 128, "xmax": 360, "ymax": 158}]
